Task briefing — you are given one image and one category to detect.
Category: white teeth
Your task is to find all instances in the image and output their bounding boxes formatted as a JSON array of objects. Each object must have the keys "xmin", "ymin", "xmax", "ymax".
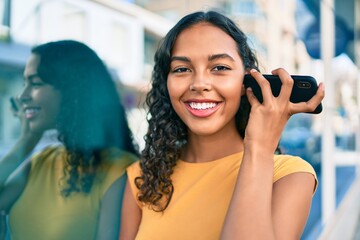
[
  {"xmin": 189, "ymin": 102, "xmax": 217, "ymax": 110},
  {"xmin": 25, "ymin": 108, "xmax": 40, "ymax": 114}
]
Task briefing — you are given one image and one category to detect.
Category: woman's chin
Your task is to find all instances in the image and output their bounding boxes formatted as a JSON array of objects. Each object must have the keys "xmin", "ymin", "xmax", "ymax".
[{"xmin": 29, "ymin": 122, "xmax": 49, "ymax": 135}]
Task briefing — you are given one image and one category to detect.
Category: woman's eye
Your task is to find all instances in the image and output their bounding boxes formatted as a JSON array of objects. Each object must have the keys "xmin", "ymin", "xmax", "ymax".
[
  {"xmin": 213, "ymin": 65, "xmax": 230, "ymax": 71},
  {"xmin": 172, "ymin": 67, "xmax": 190, "ymax": 73},
  {"xmin": 31, "ymin": 82, "xmax": 44, "ymax": 87}
]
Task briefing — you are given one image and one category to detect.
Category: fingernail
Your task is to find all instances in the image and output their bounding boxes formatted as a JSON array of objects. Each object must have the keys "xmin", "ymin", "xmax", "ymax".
[
  {"xmin": 320, "ymin": 82, "xmax": 325, "ymax": 91},
  {"xmin": 250, "ymin": 69, "xmax": 257, "ymax": 73}
]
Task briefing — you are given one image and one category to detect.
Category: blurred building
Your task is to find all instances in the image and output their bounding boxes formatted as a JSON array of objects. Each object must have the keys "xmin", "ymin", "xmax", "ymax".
[
  {"xmin": 4, "ymin": 0, "xmax": 174, "ymax": 85},
  {"xmin": 135, "ymin": 0, "xmax": 312, "ymax": 74},
  {"xmin": 0, "ymin": 0, "xmax": 174, "ymax": 149}
]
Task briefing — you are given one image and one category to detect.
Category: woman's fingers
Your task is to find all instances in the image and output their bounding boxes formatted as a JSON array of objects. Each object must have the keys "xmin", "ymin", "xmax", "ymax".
[
  {"xmin": 271, "ymin": 68, "xmax": 294, "ymax": 103},
  {"xmin": 290, "ymin": 82, "xmax": 325, "ymax": 114},
  {"xmin": 245, "ymin": 87, "xmax": 259, "ymax": 106},
  {"xmin": 249, "ymin": 69, "xmax": 273, "ymax": 105},
  {"xmin": 245, "ymin": 68, "xmax": 325, "ymax": 116}
]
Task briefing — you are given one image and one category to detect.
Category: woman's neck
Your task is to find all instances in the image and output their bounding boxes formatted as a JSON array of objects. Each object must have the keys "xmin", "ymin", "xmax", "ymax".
[{"xmin": 181, "ymin": 129, "xmax": 244, "ymax": 163}]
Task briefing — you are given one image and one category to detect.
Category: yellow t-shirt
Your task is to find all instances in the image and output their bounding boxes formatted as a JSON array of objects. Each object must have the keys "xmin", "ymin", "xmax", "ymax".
[
  {"xmin": 127, "ymin": 152, "xmax": 317, "ymax": 240},
  {"xmin": 9, "ymin": 146, "xmax": 137, "ymax": 240}
]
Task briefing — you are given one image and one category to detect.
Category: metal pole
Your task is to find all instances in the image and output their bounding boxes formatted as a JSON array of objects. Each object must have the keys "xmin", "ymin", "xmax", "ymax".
[
  {"xmin": 2, "ymin": 0, "xmax": 11, "ymax": 27},
  {"xmin": 321, "ymin": 0, "xmax": 336, "ymax": 225},
  {"xmin": 2, "ymin": 0, "xmax": 11, "ymax": 41},
  {"xmin": 355, "ymin": 0, "xmax": 360, "ymax": 160}
]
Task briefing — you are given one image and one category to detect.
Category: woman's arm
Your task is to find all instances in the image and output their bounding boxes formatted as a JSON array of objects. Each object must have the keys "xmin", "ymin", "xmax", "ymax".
[
  {"xmin": 0, "ymin": 138, "xmax": 38, "ymax": 188},
  {"xmin": 0, "ymin": 159, "xmax": 31, "ymax": 213},
  {"xmin": 221, "ymin": 68, "xmax": 324, "ymax": 239},
  {"xmin": 0, "ymin": 131, "xmax": 41, "ymax": 212},
  {"xmin": 221, "ymin": 154, "xmax": 315, "ymax": 239},
  {"xmin": 0, "ymin": 210, "xmax": 6, "ymax": 240},
  {"xmin": 221, "ymin": 149, "xmax": 277, "ymax": 239},
  {"xmin": 0, "ymin": 161, "xmax": 31, "ymax": 240},
  {"xmin": 271, "ymin": 172, "xmax": 315, "ymax": 239},
  {"xmin": 119, "ymin": 180, "xmax": 142, "ymax": 240},
  {"xmin": 0, "ymin": 141, "xmax": 34, "ymax": 240},
  {"xmin": 96, "ymin": 175, "xmax": 127, "ymax": 240},
  {"xmin": 0, "ymin": 136, "xmax": 39, "ymax": 214},
  {"xmin": 0, "ymin": 100, "xmax": 42, "ymax": 192},
  {"xmin": 0, "ymin": 101, "xmax": 42, "ymax": 214}
]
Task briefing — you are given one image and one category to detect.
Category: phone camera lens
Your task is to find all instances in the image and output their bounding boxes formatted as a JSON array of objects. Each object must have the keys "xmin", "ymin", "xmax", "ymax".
[{"xmin": 297, "ymin": 81, "xmax": 311, "ymax": 89}]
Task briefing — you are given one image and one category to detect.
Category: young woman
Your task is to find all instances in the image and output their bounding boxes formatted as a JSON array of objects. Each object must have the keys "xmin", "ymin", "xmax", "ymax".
[
  {"xmin": 120, "ymin": 11, "xmax": 324, "ymax": 240},
  {"xmin": 0, "ymin": 40, "xmax": 139, "ymax": 240}
]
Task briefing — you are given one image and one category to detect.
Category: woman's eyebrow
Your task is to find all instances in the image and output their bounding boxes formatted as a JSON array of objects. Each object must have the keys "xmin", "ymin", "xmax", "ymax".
[
  {"xmin": 170, "ymin": 56, "xmax": 191, "ymax": 63},
  {"xmin": 208, "ymin": 53, "xmax": 235, "ymax": 62},
  {"xmin": 170, "ymin": 54, "xmax": 235, "ymax": 63}
]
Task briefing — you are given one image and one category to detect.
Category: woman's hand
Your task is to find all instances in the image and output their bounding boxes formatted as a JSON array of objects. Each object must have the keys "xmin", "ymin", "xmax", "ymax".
[
  {"xmin": 12, "ymin": 96, "xmax": 43, "ymax": 149},
  {"xmin": 221, "ymin": 68, "xmax": 323, "ymax": 239},
  {"xmin": 243, "ymin": 68, "xmax": 324, "ymax": 153}
]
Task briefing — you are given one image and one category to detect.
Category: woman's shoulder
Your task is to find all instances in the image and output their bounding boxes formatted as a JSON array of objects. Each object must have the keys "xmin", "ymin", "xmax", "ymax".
[
  {"xmin": 273, "ymin": 154, "xmax": 316, "ymax": 183},
  {"xmin": 96, "ymin": 150, "xmax": 139, "ymax": 196},
  {"xmin": 274, "ymin": 154, "xmax": 313, "ymax": 168},
  {"xmin": 101, "ymin": 148, "xmax": 138, "ymax": 168},
  {"xmin": 126, "ymin": 160, "xmax": 141, "ymax": 179},
  {"xmin": 34, "ymin": 145, "xmax": 65, "ymax": 156},
  {"xmin": 31, "ymin": 145, "xmax": 65, "ymax": 165}
]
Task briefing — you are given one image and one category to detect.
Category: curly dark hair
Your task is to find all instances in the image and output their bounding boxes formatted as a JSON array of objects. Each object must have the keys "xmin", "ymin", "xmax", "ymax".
[
  {"xmin": 32, "ymin": 40, "xmax": 139, "ymax": 196},
  {"xmin": 136, "ymin": 11, "xmax": 260, "ymax": 211}
]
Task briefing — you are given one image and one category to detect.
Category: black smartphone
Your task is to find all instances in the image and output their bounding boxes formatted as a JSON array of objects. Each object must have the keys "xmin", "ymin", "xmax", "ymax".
[
  {"xmin": 10, "ymin": 97, "xmax": 19, "ymax": 112},
  {"xmin": 243, "ymin": 74, "xmax": 322, "ymax": 114}
]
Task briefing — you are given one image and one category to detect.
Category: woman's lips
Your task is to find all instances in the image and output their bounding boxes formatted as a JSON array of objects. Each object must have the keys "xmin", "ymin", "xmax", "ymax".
[
  {"xmin": 24, "ymin": 107, "xmax": 41, "ymax": 119},
  {"xmin": 185, "ymin": 101, "xmax": 221, "ymax": 118}
]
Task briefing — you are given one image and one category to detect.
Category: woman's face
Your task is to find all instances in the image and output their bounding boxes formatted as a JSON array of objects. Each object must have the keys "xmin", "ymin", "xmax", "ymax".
[
  {"xmin": 167, "ymin": 22, "xmax": 245, "ymax": 136},
  {"xmin": 19, "ymin": 54, "xmax": 62, "ymax": 133}
]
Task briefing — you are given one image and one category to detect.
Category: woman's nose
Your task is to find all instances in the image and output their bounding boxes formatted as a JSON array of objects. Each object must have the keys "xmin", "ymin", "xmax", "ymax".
[
  {"xmin": 189, "ymin": 73, "xmax": 212, "ymax": 92},
  {"xmin": 18, "ymin": 86, "xmax": 31, "ymax": 104}
]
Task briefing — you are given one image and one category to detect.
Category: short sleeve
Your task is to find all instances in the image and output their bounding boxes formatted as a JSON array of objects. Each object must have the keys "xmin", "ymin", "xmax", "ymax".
[
  {"xmin": 273, "ymin": 155, "xmax": 318, "ymax": 192},
  {"xmin": 98, "ymin": 150, "xmax": 138, "ymax": 197}
]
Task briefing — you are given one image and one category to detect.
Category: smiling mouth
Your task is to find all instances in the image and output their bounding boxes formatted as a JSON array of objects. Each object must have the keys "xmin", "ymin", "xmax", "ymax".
[
  {"xmin": 24, "ymin": 107, "xmax": 40, "ymax": 119},
  {"xmin": 188, "ymin": 102, "xmax": 218, "ymax": 110},
  {"xmin": 185, "ymin": 101, "xmax": 221, "ymax": 118}
]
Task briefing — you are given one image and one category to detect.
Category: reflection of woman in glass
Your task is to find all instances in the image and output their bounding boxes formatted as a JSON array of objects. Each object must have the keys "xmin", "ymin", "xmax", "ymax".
[
  {"xmin": 0, "ymin": 40, "xmax": 139, "ymax": 240},
  {"xmin": 121, "ymin": 11, "xmax": 324, "ymax": 239}
]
